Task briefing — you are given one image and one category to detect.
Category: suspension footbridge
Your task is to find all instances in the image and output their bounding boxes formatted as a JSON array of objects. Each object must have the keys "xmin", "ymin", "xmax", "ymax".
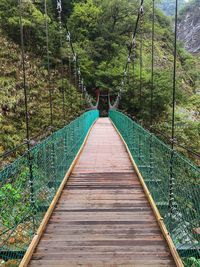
[
  {"xmin": 22, "ymin": 117, "xmax": 179, "ymax": 266},
  {"xmin": 1, "ymin": 111, "xmax": 199, "ymax": 267},
  {"xmin": 0, "ymin": 0, "xmax": 199, "ymax": 266}
]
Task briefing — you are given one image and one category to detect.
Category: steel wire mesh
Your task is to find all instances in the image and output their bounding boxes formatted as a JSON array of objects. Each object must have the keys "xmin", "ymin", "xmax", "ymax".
[
  {"xmin": 109, "ymin": 110, "xmax": 200, "ymax": 266},
  {"xmin": 0, "ymin": 110, "xmax": 99, "ymax": 265}
]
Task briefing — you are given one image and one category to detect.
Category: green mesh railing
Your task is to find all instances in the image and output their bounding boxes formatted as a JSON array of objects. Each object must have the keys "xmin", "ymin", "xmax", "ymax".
[
  {"xmin": 109, "ymin": 110, "xmax": 200, "ymax": 267},
  {"xmin": 0, "ymin": 110, "xmax": 99, "ymax": 265}
]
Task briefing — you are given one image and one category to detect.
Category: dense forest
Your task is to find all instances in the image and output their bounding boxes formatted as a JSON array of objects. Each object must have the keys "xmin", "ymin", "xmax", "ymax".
[{"xmin": 1, "ymin": 0, "xmax": 199, "ymax": 165}]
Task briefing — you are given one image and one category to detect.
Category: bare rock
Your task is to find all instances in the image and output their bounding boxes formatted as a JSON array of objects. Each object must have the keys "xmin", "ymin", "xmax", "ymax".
[{"xmin": 178, "ymin": 0, "xmax": 200, "ymax": 54}]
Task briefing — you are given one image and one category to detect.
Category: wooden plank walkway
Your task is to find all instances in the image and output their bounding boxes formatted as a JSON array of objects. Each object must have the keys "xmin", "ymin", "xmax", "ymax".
[{"xmin": 28, "ymin": 118, "xmax": 176, "ymax": 267}]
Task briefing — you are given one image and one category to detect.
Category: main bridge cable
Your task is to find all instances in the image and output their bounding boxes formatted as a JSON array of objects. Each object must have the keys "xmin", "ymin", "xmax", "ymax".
[
  {"xmin": 125, "ymin": 0, "xmax": 144, "ymax": 70},
  {"xmin": 64, "ymin": 24, "xmax": 99, "ymax": 109},
  {"xmin": 19, "ymin": 0, "xmax": 36, "ymax": 233},
  {"xmin": 109, "ymin": 0, "xmax": 144, "ymax": 110},
  {"xmin": 149, "ymin": 127, "xmax": 200, "ymax": 159},
  {"xmin": 57, "ymin": 1, "xmax": 96, "ymax": 113}
]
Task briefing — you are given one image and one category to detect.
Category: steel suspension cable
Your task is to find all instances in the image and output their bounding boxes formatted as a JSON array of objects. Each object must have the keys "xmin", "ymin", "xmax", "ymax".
[
  {"xmin": 65, "ymin": 25, "xmax": 79, "ymax": 83},
  {"xmin": 57, "ymin": 0, "xmax": 65, "ymax": 122},
  {"xmin": 139, "ymin": 6, "xmax": 144, "ymax": 112},
  {"xmin": 19, "ymin": 0, "xmax": 36, "ymax": 231},
  {"xmin": 111, "ymin": 0, "xmax": 144, "ymax": 110},
  {"xmin": 45, "ymin": 0, "xmax": 53, "ymax": 126},
  {"xmin": 73, "ymin": 53, "xmax": 77, "ymax": 88},
  {"xmin": 65, "ymin": 26, "xmax": 97, "ymax": 109},
  {"xmin": 115, "ymin": 1, "xmax": 156, "ymax": 112},
  {"xmin": 19, "ymin": 1, "xmax": 29, "ymax": 146},
  {"xmin": 0, "ymin": 142, "xmax": 27, "ymax": 159},
  {"xmin": 150, "ymin": 0, "xmax": 155, "ymax": 126},
  {"xmin": 132, "ymin": 39, "xmax": 136, "ymax": 99},
  {"xmin": 125, "ymin": 0, "xmax": 144, "ymax": 70},
  {"xmin": 171, "ymin": 0, "xmax": 178, "ymax": 151},
  {"xmin": 169, "ymin": 0, "xmax": 178, "ymax": 221}
]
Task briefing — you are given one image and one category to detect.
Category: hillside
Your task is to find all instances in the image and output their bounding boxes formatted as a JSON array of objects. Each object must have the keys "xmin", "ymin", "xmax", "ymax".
[
  {"xmin": 0, "ymin": 29, "xmax": 84, "ymax": 162},
  {"xmin": 0, "ymin": 0, "xmax": 199, "ymax": 164},
  {"xmin": 0, "ymin": 1, "xmax": 199, "ymax": 266},
  {"xmin": 65, "ymin": 0, "xmax": 200, "ymax": 159}
]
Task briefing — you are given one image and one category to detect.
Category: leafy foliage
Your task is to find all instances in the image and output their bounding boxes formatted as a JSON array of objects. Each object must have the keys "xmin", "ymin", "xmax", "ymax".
[
  {"xmin": 0, "ymin": 0, "xmax": 199, "ymax": 161},
  {"xmin": 67, "ymin": 0, "xmax": 200, "ymax": 159},
  {"xmin": 0, "ymin": 1, "xmax": 85, "ymax": 159}
]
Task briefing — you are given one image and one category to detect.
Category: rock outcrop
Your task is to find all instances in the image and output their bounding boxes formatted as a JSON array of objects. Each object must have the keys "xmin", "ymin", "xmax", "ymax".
[{"xmin": 178, "ymin": 0, "xmax": 200, "ymax": 54}]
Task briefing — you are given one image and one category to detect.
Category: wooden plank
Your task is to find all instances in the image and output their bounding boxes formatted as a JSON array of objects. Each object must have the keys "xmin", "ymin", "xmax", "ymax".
[
  {"xmin": 111, "ymin": 119, "xmax": 184, "ymax": 267},
  {"xmin": 25, "ymin": 118, "xmax": 178, "ymax": 267},
  {"xmin": 193, "ymin": 227, "xmax": 200, "ymax": 235},
  {"xmin": 29, "ymin": 259, "xmax": 176, "ymax": 267},
  {"xmin": 19, "ymin": 119, "xmax": 98, "ymax": 267}
]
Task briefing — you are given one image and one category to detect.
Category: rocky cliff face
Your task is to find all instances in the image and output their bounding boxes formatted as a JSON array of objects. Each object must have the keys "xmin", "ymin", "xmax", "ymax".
[{"xmin": 178, "ymin": 0, "xmax": 200, "ymax": 54}]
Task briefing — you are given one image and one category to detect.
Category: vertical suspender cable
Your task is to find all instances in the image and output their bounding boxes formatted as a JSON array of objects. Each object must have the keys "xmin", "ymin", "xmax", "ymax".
[
  {"xmin": 149, "ymin": 0, "xmax": 155, "ymax": 196},
  {"xmin": 57, "ymin": 0, "xmax": 65, "ymax": 122},
  {"xmin": 19, "ymin": 0, "xmax": 29, "ymax": 145},
  {"xmin": 19, "ymin": 0, "xmax": 35, "ymax": 231},
  {"xmin": 150, "ymin": 0, "xmax": 155, "ymax": 126},
  {"xmin": 127, "ymin": 57, "xmax": 131, "ymax": 86},
  {"xmin": 132, "ymin": 39, "xmax": 136, "ymax": 99},
  {"xmin": 74, "ymin": 53, "xmax": 77, "ymax": 88},
  {"xmin": 116, "ymin": 0, "xmax": 143, "ymax": 111},
  {"xmin": 45, "ymin": 0, "xmax": 53, "ymax": 127},
  {"xmin": 169, "ymin": 0, "xmax": 178, "ymax": 219},
  {"xmin": 171, "ymin": 0, "xmax": 178, "ymax": 149},
  {"xmin": 69, "ymin": 55, "xmax": 72, "ymax": 83},
  {"xmin": 139, "ymin": 5, "xmax": 144, "ymax": 113},
  {"xmin": 64, "ymin": 23, "xmax": 95, "ymax": 109}
]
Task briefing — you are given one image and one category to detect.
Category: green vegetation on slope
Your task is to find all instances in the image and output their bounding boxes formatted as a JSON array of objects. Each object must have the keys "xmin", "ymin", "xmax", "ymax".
[
  {"xmin": 0, "ymin": 0, "xmax": 85, "ymax": 162},
  {"xmin": 67, "ymin": 0, "xmax": 200, "ymax": 160},
  {"xmin": 0, "ymin": 0, "xmax": 199, "ymax": 162}
]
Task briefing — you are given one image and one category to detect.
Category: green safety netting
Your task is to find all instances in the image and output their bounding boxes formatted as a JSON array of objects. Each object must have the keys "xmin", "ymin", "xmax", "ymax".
[
  {"xmin": 0, "ymin": 110, "xmax": 99, "ymax": 265},
  {"xmin": 109, "ymin": 110, "xmax": 200, "ymax": 266}
]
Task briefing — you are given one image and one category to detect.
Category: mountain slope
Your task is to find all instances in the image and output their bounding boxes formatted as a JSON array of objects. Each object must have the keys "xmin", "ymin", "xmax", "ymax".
[{"xmin": 0, "ymin": 29, "xmax": 84, "ymax": 160}]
